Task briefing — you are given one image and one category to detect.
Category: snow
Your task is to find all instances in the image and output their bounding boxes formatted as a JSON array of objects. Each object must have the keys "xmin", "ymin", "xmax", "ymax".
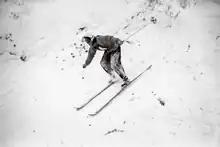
[{"xmin": 0, "ymin": 0, "xmax": 220, "ymax": 147}]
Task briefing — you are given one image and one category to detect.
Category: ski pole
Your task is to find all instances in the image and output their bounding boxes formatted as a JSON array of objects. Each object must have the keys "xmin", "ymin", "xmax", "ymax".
[
  {"xmin": 125, "ymin": 23, "xmax": 150, "ymax": 40},
  {"xmin": 122, "ymin": 16, "xmax": 157, "ymax": 44}
]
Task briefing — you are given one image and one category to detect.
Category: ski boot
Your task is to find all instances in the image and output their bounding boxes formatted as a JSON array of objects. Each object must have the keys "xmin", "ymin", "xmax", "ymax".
[
  {"xmin": 108, "ymin": 74, "xmax": 117, "ymax": 84},
  {"xmin": 121, "ymin": 76, "xmax": 130, "ymax": 87}
]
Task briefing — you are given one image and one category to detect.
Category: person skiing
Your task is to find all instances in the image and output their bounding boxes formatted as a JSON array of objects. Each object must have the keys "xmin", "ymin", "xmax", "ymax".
[{"xmin": 82, "ymin": 34, "xmax": 129, "ymax": 87}]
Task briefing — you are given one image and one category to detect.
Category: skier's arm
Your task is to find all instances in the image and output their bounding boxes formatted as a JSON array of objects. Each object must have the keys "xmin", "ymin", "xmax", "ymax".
[{"xmin": 83, "ymin": 47, "xmax": 97, "ymax": 68}]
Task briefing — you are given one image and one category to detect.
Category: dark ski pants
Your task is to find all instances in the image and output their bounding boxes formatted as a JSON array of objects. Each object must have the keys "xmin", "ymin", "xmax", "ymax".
[{"xmin": 100, "ymin": 46, "xmax": 128, "ymax": 81}]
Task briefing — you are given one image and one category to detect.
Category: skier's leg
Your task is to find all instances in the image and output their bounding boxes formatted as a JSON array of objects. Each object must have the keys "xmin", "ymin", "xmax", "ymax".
[
  {"xmin": 100, "ymin": 51, "xmax": 116, "ymax": 83},
  {"xmin": 111, "ymin": 47, "xmax": 129, "ymax": 86}
]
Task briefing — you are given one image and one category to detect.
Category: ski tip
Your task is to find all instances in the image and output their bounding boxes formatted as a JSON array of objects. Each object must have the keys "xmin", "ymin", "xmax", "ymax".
[
  {"xmin": 88, "ymin": 113, "xmax": 95, "ymax": 117},
  {"xmin": 144, "ymin": 65, "xmax": 152, "ymax": 72},
  {"xmin": 73, "ymin": 106, "xmax": 81, "ymax": 111}
]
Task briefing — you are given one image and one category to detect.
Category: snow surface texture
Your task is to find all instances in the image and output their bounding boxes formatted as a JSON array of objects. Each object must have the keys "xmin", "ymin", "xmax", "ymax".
[{"xmin": 0, "ymin": 0, "xmax": 220, "ymax": 147}]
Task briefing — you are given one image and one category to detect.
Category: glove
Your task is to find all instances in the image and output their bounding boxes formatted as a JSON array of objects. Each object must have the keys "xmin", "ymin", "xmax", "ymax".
[{"xmin": 82, "ymin": 63, "xmax": 87, "ymax": 68}]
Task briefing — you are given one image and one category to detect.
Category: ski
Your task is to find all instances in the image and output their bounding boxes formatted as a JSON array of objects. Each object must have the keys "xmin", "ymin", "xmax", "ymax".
[
  {"xmin": 88, "ymin": 65, "xmax": 152, "ymax": 117},
  {"xmin": 74, "ymin": 80, "xmax": 117, "ymax": 111}
]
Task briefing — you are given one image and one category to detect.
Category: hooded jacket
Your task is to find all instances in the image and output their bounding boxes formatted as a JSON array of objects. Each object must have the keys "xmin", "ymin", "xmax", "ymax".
[{"xmin": 84, "ymin": 35, "xmax": 123, "ymax": 67}]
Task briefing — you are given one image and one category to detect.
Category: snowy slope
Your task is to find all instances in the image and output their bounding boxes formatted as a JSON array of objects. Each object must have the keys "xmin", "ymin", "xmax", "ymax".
[{"xmin": 0, "ymin": 0, "xmax": 220, "ymax": 147}]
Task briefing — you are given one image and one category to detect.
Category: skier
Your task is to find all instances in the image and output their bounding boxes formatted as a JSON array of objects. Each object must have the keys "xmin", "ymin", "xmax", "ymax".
[{"xmin": 82, "ymin": 34, "xmax": 129, "ymax": 87}]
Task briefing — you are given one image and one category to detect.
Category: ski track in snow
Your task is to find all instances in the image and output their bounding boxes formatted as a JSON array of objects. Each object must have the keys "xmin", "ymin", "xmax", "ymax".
[{"xmin": 0, "ymin": 0, "xmax": 220, "ymax": 147}]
